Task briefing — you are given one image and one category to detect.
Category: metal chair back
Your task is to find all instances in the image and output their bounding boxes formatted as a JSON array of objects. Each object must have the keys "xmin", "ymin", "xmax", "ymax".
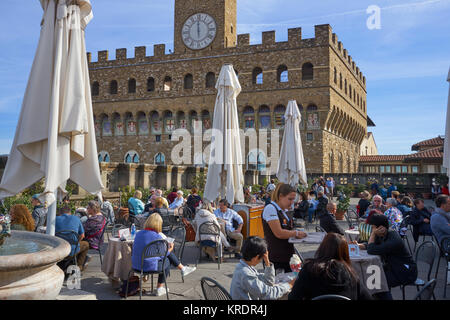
[
  {"xmin": 197, "ymin": 222, "xmax": 221, "ymax": 269},
  {"xmin": 167, "ymin": 226, "xmax": 186, "ymax": 263},
  {"xmin": 415, "ymin": 241, "xmax": 438, "ymax": 281},
  {"xmin": 414, "ymin": 279, "xmax": 437, "ymax": 300},
  {"xmin": 140, "ymin": 239, "xmax": 170, "ymax": 300},
  {"xmin": 311, "ymin": 294, "xmax": 351, "ymax": 301},
  {"xmin": 200, "ymin": 277, "xmax": 232, "ymax": 300}
]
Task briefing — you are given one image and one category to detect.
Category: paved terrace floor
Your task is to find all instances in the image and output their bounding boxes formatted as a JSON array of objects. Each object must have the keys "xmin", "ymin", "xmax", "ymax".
[{"xmin": 67, "ymin": 199, "xmax": 449, "ymax": 300}]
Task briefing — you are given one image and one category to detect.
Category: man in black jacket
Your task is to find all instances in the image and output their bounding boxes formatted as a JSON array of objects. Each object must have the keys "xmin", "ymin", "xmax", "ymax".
[
  {"xmin": 319, "ymin": 202, "xmax": 344, "ymax": 235},
  {"xmin": 315, "ymin": 188, "xmax": 328, "ymax": 219},
  {"xmin": 409, "ymin": 198, "xmax": 433, "ymax": 243}
]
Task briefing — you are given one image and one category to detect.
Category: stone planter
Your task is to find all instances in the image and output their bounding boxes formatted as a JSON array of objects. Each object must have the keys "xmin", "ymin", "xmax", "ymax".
[
  {"xmin": 0, "ymin": 231, "xmax": 71, "ymax": 300},
  {"xmin": 335, "ymin": 210, "xmax": 345, "ymax": 221}
]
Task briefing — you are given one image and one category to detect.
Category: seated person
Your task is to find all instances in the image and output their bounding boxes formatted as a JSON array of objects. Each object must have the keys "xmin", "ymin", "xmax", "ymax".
[
  {"xmin": 363, "ymin": 195, "xmax": 386, "ymax": 218},
  {"xmin": 186, "ymin": 188, "xmax": 202, "ymax": 214},
  {"xmin": 357, "ymin": 191, "xmax": 371, "ymax": 218},
  {"xmin": 128, "ymin": 190, "xmax": 145, "ymax": 217},
  {"xmin": 131, "ymin": 213, "xmax": 172, "ymax": 296},
  {"xmin": 9, "ymin": 204, "xmax": 35, "ymax": 231},
  {"xmin": 410, "ymin": 198, "xmax": 433, "ymax": 243},
  {"xmin": 315, "ymin": 188, "xmax": 328, "ymax": 219},
  {"xmin": 319, "ymin": 202, "xmax": 344, "ymax": 235},
  {"xmin": 83, "ymin": 201, "xmax": 107, "ymax": 252},
  {"xmin": 307, "ymin": 191, "xmax": 318, "ymax": 223},
  {"xmin": 230, "ymin": 236, "xmax": 294, "ymax": 300},
  {"xmin": 383, "ymin": 198, "xmax": 403, "ymax": 234},
  {"xmin": 289, "ymin": 233, "xmax": 372, "ymax": 300},
  {"xmin": 355, "ymin": 214, "xmax": 417, "ymax": 300},
  {"xmin": 397, "ymin": 196, "xmax": 413, "ymax": 219},
  {"xmin": 214, "ymin": 199, "xmax": 244, "ymax": 259},
  {"xmin": 193, "ymin": 201, "xmax": 230, "ymax": 261},
  {"xmin": 55, "ymin": 206, "xmax": 90, "ymax": 271},
  {"xmin": 167, "ymin": 187, "xmax": 178, "ymax": 205},
  {"xmin": 294, "ymin": 192, "xmax": 309, "ymax": 220},
  {"xmin": 430, "ymin": 194, "xmax": 450, "ymax": 246},
  {"xmin": 169, "ymin": 190, "xmax": 185, "ymax": 210},
  {"xmin": 155, "ymin": 189, "xmax": 169, "ymax": 208},
  {"xmin": 143, "ymin": 197, "xmax": 167, "ymax": 218},
  {"xmin": 95, "ymin": 195, "xmax": 115, "ymax": 225},
  {"xmin": 31, "ymin": 194, "xmax": 47, "ymax": 232}
]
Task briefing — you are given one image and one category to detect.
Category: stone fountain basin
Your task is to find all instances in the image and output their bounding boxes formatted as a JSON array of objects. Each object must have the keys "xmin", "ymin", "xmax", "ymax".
[{"xmin": 0, "ymin": 231, "xmax": 71, "ymax": 300}]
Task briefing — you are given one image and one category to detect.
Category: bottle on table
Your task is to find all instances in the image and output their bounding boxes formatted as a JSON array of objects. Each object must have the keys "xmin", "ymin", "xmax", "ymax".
[{"xmin": 130, "ymin": 223, "xmax": 136, "ymax": 240}]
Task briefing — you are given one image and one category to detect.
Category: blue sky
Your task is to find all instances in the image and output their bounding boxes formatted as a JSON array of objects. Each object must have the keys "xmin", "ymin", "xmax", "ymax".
[{"xmin": 0, "ymin": 0, "xmax": 449, "ymax": 155}]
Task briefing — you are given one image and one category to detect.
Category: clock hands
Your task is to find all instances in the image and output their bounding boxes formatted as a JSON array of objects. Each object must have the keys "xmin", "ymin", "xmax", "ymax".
[{"xmin": 197, "ymin": 20, "xmax": 200, "ymax": 39}]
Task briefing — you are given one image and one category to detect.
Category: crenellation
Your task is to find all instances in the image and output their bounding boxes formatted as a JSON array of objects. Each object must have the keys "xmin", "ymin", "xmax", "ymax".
[
  {"xmin": 288, "ymin": 27, "xmax": 302, "ymax": 44},
  {"xmin": 343, "ymin": 49, "xmax": 347, "ymax": 58},
  {"xmin": 98, "ymin": 50, "xmax": 109, "ymax": 62},
  {"xmin": 116, "ymin": 48, "xmax": 127, "ymax": 60},
  {"xmin": 262, "ymin": 31, "xmax": 276, "ymax": 45},
  {"xmin": 237, "ymin": 33, "xmax": 250, "ymax": 47},
  {"xmin": 86, "ymin": 52, "xmax": 92, "ymax": 63},
  {"xmin": 135, "ymin": 46, "xmax": 146, "ymax": 60},
  {"xmin": 154, "ymin": 44, "xmax": 166, "ymax": 57},
  {"xmin": 314, "ymin": 24, "xmax": 332, "ymax": 45}
]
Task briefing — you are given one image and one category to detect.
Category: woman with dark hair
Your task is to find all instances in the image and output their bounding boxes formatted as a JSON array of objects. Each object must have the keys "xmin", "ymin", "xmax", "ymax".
[
  {"xmin": 355, "ymin": 214, "xmax": 417, "ymax": 300},
  {"xmin": 262, "ymin": 183, "xmax": 307, "ymax": 272},
  {"xmin": 186, "ymin": 187, "xmax": 202, "ymax": 214},
  {"xmin": 288, "ymin": 233, "xmax": 372, "ymax": 300},
  {"xmin": 294, "ymin": 192, "xmax": 309, "ymax": 220}
]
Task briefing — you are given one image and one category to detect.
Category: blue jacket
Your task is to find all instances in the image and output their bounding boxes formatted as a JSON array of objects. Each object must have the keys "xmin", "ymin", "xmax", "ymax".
[
  {"xmin": 128, "ymin": 197, "xmax": 145, "ymax": 216},
  {"xmin": 430, "ymin": 209, "xmax": 450, "ymax": 246},
  {"xmin": 387, "ymin": 185, "xmax": 397, "ymax": 198},
  {"xmin": 132, "ymin": 230, "xmax": 169, "ymax": 272},
  {"xmin": 397, "ymin": 204, "xmax": 412, "ymax": 218}
]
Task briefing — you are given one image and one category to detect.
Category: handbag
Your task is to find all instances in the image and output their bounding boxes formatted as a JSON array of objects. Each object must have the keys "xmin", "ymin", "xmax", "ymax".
[
  {"xmin": 182, "ymin": 217, "xmax": 196, "ymax": 242},
  {"xmin": 117, "ymin": 276, "xmax": 143, "ymax": 297}
]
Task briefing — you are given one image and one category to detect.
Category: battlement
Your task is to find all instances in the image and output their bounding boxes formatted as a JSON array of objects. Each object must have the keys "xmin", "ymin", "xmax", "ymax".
[{"xmin": 87, "ymin": 24, "xmax": 364, "ymax": 85}]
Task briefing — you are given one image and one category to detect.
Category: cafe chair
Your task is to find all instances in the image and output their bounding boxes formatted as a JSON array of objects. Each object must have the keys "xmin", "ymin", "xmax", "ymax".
[
  {"xmin": 196, "ymin": 222, "xmax": 222, "ymax": 270},
  {"xmin": 90, "ymin": 221, "xmax": 108, "ymax": 266},
  {"xmin": 125, "ymin": 239, "xmax": 170, "ymax": 300},
  {"xmin": 400, "ymin": 241, "xmax": 438, "ymax": 300},
  {"xmin": 182, "ymin": 205, "xmax": 195, "ymax": 221},
  {"xmin": 413, "ymin": 279, "xmax": 437, "ymax": 300},
  {"xmin": 166, "ymin": 226, "xmax": 187, "ymax": 282},
  {"xmin": 200, "ymin": 277, "xmax": 232, "ymax": 300},
  {"xmin": 434, "ymin": 235, "xmax": 450, "ymax": 298},
  {"xmin": 55, "ymin": 230, "xmax": 81, "ymax": 272},
  {"xmin": 311, "ymin": 294, "xmax": 351, "ymax": 301}
]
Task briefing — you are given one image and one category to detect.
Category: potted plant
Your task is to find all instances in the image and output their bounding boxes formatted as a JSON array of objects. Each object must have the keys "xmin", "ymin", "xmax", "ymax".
[{"xmin": 336, "ymin": 195, "xmax": 350, "ymax": 221}]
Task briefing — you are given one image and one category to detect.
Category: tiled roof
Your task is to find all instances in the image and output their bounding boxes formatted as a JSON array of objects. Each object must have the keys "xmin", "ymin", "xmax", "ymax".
[
  {"xmin": 359, "ymin": 155, "xmax": 407, "ymax": 162},
  {"xmin": 404, "ymin": 146, "xmax": 443, "ymax": 161},
  {"xmin": 411, "ymin": 136, "xmax": 444, "ymax": 151}
]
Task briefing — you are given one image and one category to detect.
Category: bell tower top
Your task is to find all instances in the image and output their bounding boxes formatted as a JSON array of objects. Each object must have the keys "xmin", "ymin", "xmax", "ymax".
[{"xmin": 174, "ymin": 0, "xmax": 237, "ymax": 54}]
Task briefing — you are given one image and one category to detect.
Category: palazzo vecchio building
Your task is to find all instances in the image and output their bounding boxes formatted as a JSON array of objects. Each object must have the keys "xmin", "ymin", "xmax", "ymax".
[{"xmin": 88, "ymin": 0, "xmax": 368, "ymax": 178}]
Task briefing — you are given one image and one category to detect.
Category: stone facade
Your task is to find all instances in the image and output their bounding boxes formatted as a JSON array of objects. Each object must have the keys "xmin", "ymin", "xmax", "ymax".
[{"xmin": 89, "ymin": 0, "xmax": 367, "ymax": 175}]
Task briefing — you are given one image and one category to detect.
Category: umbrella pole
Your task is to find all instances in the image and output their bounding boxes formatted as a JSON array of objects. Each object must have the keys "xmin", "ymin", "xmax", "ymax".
[{"xmin": 46, "ymin": 190, "xmax": 57, "ymax": 236}]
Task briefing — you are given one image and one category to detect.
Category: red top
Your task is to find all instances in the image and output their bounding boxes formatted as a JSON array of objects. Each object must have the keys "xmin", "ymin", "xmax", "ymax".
[{"xmin": 442, "ymin": 187, "xmax": 449, "ymax": 195}]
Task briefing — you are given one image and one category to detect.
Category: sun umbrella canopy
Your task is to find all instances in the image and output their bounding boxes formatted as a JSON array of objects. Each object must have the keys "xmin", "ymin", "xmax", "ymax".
[
  {"xmin": 0, "ymin": 0, "xmax": 103, "ymax": 208},
  {"xmin": 277, "ymin": 100, "xmax": 308, "ymax": 187},
  {"xmin": 443, "ymin": 66, "xmax": 450, "ymax": 178},
  {"xmin": 203, "ymin": 64, "xmax": 244, "ymax": 204}
]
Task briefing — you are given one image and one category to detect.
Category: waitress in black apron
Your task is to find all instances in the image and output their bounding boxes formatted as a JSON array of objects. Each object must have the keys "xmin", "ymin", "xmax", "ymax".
[{"xmin": 262, "ymin": 183, "xmax": 307, "ymax": 272}]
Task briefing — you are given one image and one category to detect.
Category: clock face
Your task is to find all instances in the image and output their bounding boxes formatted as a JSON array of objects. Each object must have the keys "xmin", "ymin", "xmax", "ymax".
[{"xmin": 182, "ymin": 13, "xmax": 217, "ymax": 50}]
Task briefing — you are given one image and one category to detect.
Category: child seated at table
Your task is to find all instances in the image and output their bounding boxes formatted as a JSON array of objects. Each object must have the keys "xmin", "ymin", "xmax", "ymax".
[{"xmin": 230, "ymin": 236, "xmax": 295, "ymax": 300}]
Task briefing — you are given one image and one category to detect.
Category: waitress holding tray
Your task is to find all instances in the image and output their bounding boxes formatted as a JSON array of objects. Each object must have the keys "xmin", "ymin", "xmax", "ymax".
[{"xmin": 262, "ymin": 183, "xmax": 307, "ymax": 273}]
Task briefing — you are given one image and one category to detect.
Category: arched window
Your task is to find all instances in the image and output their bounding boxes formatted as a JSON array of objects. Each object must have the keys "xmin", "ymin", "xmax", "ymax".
[
  {"xmin": 163, "ymin": 76, "xmax": 172, "ymax": 91},
  {"xmin": 252, "ymin": 67, "xmax": 263, "ymax": 85},
  {"xmin": 101, "ymin": 114, "xmax": 112, "ymax": 136},
  {"xmin": 339, "ymin": 73, "xmax": 342, "ymax": 89},
  {"xmin": 206, "ymin": 72, "xmax": 215, "ymax": 88},
  {"xmin": 184, "ymin": 74, "xmax": 193, "ymax": 90},
  {"xmin": 202, "ymin": 110, "xmax": 211, "ymax": 130},
  {"xmin": 128, "ymin": 78, "xmax": 136, "ymax": 93},
  {"xmin": 344, "ymin": 79, "xmax": 348, "ymax": 94},
  {"xmin": 190, "ymin": 110, "xmax": 199, "ymax": 132},
  {"xmin": 92, "ymin": 81, "xmax": 99, "ymax": 96},
  {"xmin": 334, "ymin": 68, "xmax": 337, "ymax": 84},
  {"xmin": 155, "ymin": 153, "xmax": 165, "ymax": 165},
  {"xmin": 277, "ymin": 65, "xmax": 288, "ymax": 83},
  {"xmin": 125, "ymin": 150, "xmax": 139, "ymax": 164},
  {"xmin": 137, "ymin": 112, "xmax": 148, "ymax": 135},
  {"xmin": 259, "ymin": 105, "xmax": 271, "ymax": 129},
  {"xmin": 274, "ymin": 104, "xmax": 286, "ymax": 129},
  {"xmin": 113, "ymin": 113, "xmax": 124, "ymax": 136},
  {"xmin": 257, "ymin": 152, "xmax": 266, "ymax": 171},
  {"xmin": 151, "ymin": 111, "xmax": 161, "ymax": 134},
  {"xmin": 302, "ymin": 62, "xmax": 314, "ymax": 80},
  {"xmin": 164, "ymin": 110, "xmax": 175, "ymax": 133},
  {"xmin": 98, "ymin": 151, "xmax": 110, "ymax": 163},
  {"xmin": 124, "ymin": 112, "xmax": 136, "ymax": 135},
  {"xmin": 110, "ymin": 80, "xmax": 118, "ymax": 94},
  {"xmin": 147, "ymin": 77, "xmax": 155, "ymax": 92},
  {"xmin": 349, "ymin": 84, "xmax": 352, "ymax": 98},
  {"xmin": 243, "ymin": 106, "xmax": 255, "ymax": 129},
  {"xmin": 177, "ymin": 111, "xmax": 187, "ymax": 130}
]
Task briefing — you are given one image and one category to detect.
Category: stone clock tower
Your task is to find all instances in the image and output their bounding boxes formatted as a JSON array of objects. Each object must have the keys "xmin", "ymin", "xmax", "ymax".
[{"xmin": 174, "ymin": 0, "xmax": 237, "ymax": 53}]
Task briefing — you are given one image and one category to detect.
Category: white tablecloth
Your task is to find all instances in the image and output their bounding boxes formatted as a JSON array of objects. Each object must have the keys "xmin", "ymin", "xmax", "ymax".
[
  {"xmin": 101, "ymin": 237, "xmax": 134, "ymax": 282},
  {"xmin": 288, "ymin": 232, "xmax": 326, "ymax": 244}
]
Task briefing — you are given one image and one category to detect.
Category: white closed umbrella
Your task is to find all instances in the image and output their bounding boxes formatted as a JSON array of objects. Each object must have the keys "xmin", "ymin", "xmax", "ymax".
[
  {"xmin": 277, "ymin": 100, "xmax": 308, "ymax": 187},
  {"xmin": 203, "ymin": 64, "xmax": 244, "ymax": 204},
  {"xmin": 0, "ymin": 0, "xmax": 103, "ymax": 235},
  {"xmin": 443, "ymin": 67, "xmax": 450, "ymax": 178}
]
